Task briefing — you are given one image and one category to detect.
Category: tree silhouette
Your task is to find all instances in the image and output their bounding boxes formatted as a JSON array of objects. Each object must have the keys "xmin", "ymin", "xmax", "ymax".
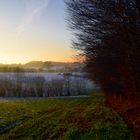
[{"xmin": 66, "ymin": 0, "xmax": 140, "ymax": 99}]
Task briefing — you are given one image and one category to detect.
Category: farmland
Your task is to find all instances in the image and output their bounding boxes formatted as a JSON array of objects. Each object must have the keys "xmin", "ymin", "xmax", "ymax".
[{"xmin": 0, "ymin": 92, "xmax": 134, "ymax": 140}]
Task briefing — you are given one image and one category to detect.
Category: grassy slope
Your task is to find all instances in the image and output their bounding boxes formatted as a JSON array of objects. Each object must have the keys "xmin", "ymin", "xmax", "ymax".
[{"xmin": 0, "ymin": 93, "xmax": 135, "ymax": 140}]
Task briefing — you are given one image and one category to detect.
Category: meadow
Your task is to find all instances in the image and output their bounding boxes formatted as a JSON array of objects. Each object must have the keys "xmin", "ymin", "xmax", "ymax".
[{"xmin": 0, "ymin": 92, "xmax": 135, "ymax": 140}]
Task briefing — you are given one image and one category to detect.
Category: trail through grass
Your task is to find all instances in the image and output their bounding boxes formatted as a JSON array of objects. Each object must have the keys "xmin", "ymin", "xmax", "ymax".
[{"xmin": 0, "ymin": 93, "xmax": 135, "ymax": 140}]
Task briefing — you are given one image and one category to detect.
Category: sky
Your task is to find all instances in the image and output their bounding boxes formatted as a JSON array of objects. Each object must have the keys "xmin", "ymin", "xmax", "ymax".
[{"xmin": 0, "ymin": 0, "xmax": 75, "ymax": 64}]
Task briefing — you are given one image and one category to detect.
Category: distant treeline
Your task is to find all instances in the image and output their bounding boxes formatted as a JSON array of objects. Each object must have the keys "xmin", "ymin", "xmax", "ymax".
[
  {"xmin": 0, "ymin": 61, "xmax": 84, "ymax": 72},
  {"xmin": 0, "ymin": 66, "xmax": 42, "ymax": 72},
  {"xmin": 0, "ymin": 66, "xmax": 24, "ymax": 72},
  {"xmin": 0, "ymin": 73, "xmax": 92, "ymax": 97},
  {"xmin": 0, "ymin": 62, "xmax": 50, "ymax": 72}
]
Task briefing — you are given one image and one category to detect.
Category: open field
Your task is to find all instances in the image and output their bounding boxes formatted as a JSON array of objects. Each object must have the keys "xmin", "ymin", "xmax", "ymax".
[{"xmin": 0, "ymin": 92, "xmax": 134, "ymax": 140}]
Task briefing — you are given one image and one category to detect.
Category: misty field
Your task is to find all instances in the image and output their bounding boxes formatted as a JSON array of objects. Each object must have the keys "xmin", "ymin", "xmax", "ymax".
[
  {"xmin": 0, "ymin": 72, "xmax": 97, "ymax": 97},
  {"xmin": 0, "ymin": 92, "xmax": 134, "ymax": 140}
]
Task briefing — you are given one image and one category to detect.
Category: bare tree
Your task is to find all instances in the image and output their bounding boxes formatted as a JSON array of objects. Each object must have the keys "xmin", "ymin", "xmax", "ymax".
[
  {"xmin": 14, "ymin": 67, "xmax": 24, "ymax": 96},
  {"xmin": 66, "ymin": 0, "xmax": 140, "ymax": 99}
]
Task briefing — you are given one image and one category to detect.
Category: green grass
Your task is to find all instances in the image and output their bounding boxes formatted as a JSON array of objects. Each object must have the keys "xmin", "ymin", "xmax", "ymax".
[{"xmin": 0, "ymin": 93, "xmax": 135, "ymax": 140}]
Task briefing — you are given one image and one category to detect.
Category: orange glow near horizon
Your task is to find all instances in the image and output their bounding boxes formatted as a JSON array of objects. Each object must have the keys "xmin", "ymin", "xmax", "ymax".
[
  {"xmin": 0, "ymin": 25, "xmax": 76, "ymax": 64},
  {"xmin": 0, "ymin": 35, "xmax": 76, "ymax": 64},
  {"xmin": 0, "ymin": 0, "xmax": 76, "ymax": 64}
]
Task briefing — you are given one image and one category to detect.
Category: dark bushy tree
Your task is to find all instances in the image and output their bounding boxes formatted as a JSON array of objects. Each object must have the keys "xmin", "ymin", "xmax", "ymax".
[{"xmin": 66, "ymin": 0, "xmax": 140, "ymax": 99}]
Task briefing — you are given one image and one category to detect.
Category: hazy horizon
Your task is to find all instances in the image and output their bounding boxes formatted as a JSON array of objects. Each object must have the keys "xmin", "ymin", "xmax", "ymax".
[
  {"xmin": 0, "ymin": 0, "xmax": 75, "ymax": 64},
  {"xmin": 0, "ymin": 60, "xmax": 79, "ymax": 65}
]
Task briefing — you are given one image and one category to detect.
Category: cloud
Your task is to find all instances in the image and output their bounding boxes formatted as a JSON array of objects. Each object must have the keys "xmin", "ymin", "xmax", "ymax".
[{"xmin": 16, "ymin": 0, "xmax": 50, "ymax": 36}]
